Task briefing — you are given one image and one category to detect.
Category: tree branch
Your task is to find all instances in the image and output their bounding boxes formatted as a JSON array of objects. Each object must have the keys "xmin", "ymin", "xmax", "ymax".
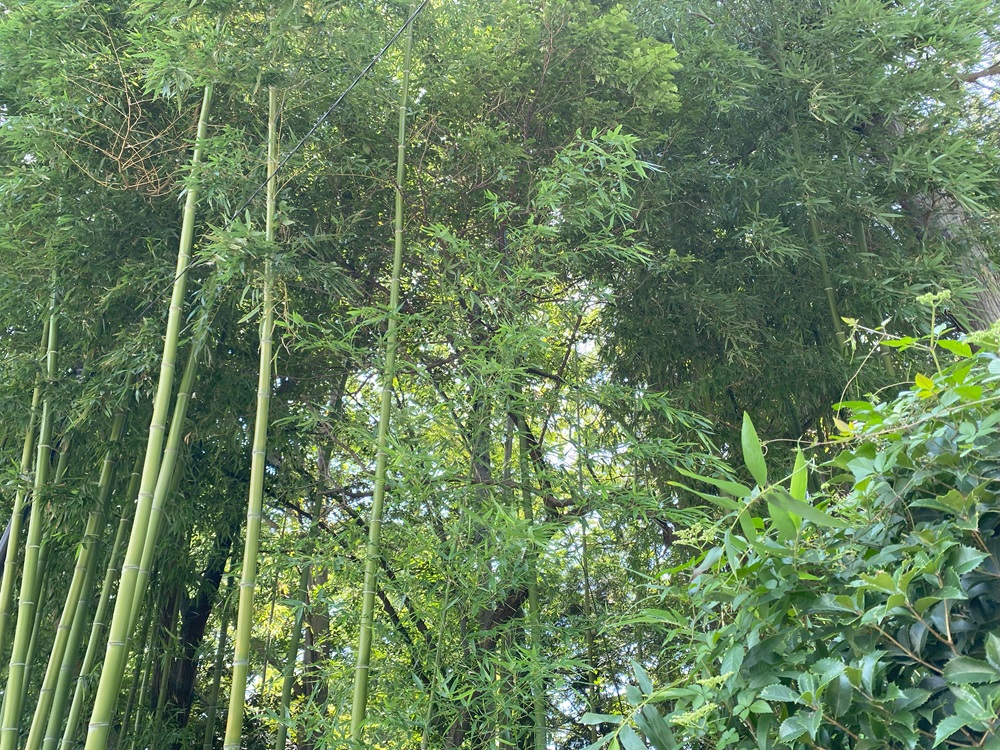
[{"xmin": 962, "ymin": 61, "xmax": 1000, "ymax": 82}]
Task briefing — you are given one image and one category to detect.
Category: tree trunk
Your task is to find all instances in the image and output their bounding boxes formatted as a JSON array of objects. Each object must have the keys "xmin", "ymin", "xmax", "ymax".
[{"xmin": 165, "ymin": 515, "xmax": 239, "ymax": 727}]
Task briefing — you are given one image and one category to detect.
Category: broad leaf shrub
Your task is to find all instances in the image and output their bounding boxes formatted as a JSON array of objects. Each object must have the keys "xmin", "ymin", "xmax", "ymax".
[{"xmin": 592, "ymin": 334, "xmax": 1000, "ymax": 750}]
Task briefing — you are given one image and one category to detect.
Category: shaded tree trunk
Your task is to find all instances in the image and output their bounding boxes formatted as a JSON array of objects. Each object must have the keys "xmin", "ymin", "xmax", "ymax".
[{"xmin": 165, "ymin": 513, "xmax": 240, "ymax": 727}]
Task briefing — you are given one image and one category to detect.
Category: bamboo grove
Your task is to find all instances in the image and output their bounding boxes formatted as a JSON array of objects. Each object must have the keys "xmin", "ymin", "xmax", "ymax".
[{"xmin": 0, "ymin": 0, "xmax": 997, "ymax": 749}]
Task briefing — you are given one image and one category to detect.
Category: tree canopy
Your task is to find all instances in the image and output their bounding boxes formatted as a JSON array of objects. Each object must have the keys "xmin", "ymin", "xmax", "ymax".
[{"xmin": 0, "ymin": 0, "xmax": 997, "ymax": 748}]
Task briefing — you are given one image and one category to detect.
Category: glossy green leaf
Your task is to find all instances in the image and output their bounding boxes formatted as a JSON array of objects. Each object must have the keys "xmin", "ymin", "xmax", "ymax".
[
  {"xmin": 943, "ymin": 656, "xmax": 1000, "ymax": 684},
  {"xmin": 789, "ymin": 449, "xmax": 807, "ymax": 501},
  {"xmin": 825, "ymin": 674, "xmax": 853, "ymax": 718},
  {"xmin": 759, "ymin": 684, "xmax": 799, "ymax": 702},
  {"xmin": 951, "ymin": 546, "xmax": 989, "ymax": 575},
  {"xmin": 766, "ymin": 500, "xmax": 797, "ymax": 542},
  {"xmin": 938, "ymin": 339, "xmax": 972, "ymax": 358},
  {"xmin": 986, "ymin": 634, "xmax": 1000, "ymax": 672},
  {"xmin": 625, "ymin": 685, "xmax": 643, "ymax": 706},
  {"xmin": 635, "ymin": 706, "xmax": 676, "ymax": 750},
  {"xmin": 777, "ymin": 715, "xmax": 807, "ymax": 743},
  {"xmin": 632, "ymin": 661, "xmax": 653, "ymax": 695},
  {"xmin": 582, "ymin": 733, "xmax": 616, "ymax": 750},
  {"xmin": 933, "ymin": 715, "xmax": 967, "ymax": 747}
]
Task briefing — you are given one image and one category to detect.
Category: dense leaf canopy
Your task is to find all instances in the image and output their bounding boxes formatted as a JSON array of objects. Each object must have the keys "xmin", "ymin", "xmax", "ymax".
[{"xmin": 0, "ymin": 0, "xmax": 996, "ymax": 748}]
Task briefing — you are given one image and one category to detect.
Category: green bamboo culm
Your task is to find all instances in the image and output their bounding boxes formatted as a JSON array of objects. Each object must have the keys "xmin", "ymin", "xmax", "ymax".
[
  {"xmin": 518, "ymin": 423, "xmax": 546, "ymax": 750},
  {"xmin": 773, "ymin": 28, "xmax": 846, "ymax": 353},
  {"xmin": 83, "ymin": 84, "xmax": 213, "ymax": 750},
  {"xmin": 117, "ymin": 591, "xmax": 154, "ymax": 748},
  {"xmin": 21, "ymin": 537, "xmax": 52, "ymax": 707},
  {"xmin": 25, "ymin": 404, "xmax": 129, "ymax": 750},
  {"xmin": 221, "ymin": 85, "xmax": 280, "ymax": 750},
  {"xmin": 421, "ymin": 535, "xmax": 456, "ymax": 750},
  {"xmin": 0, "ymin": 322, "xmax": 48, "ymax": 658},
  {"xmin": 1, "ymin": 272, "xmax": 60, "ymax": 749},
  {"xmin": 201, "ymin": 576, "xmax": 233, "ymax": 750},
  {"xmin": 127, "ymin": 284, "xmax": 217, "ymax": 638},
  {"xmin": 56, "ymin": 456, "xmax": 141, "ymax": 750},
  {"xmin": 20, "ymin": 434, "xmax": 68, "ymax": 704},
  {"xmin": 273, "ymin": 566, "xmax": 308, "ymax": 750},
  {"xmin": 349, "ymin": 4, "xmax": 416, "ymax": 740}
]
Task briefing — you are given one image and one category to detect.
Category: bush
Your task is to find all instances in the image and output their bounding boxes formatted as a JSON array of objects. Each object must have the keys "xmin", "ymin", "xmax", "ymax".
[{"xmin": 593, "ymin": 337, "xmax": 1000, "ymax": 750}]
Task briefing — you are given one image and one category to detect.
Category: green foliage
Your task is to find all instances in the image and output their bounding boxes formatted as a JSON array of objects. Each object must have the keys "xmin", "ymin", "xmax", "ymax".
[
  {"xmin": 0, "ymin": 0, "xmax": 997, "ymax": 748},
  {"xmin": 606, "ymin": 0, "xmax": 1000, "ymax": 449},
  {"xmin": 605, "ymin": 340, "xmax": 1000, "ymax": 749}
]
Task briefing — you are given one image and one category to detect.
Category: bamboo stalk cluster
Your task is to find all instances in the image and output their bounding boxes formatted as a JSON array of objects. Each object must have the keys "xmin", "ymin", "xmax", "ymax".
[{"xmin": 0, "ymin": 0, "xmax": 995, "ymax": 748}]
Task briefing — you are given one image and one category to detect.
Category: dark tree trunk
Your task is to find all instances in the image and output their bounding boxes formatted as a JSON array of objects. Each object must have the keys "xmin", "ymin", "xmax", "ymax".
[{"xmin": 165, "ymin": 513, "xmax": 240, "ymax": 726}]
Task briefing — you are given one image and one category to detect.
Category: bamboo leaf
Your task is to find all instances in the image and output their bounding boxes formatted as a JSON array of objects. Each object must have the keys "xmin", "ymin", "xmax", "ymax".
[
  {"xmin": 789, "ymin": 450, "xmax": 808, "ymax": 501},
  {"xmin": 619, "ymin": 726, "xmax": 647, "ymax": 750},
  {"xmin": 676, "ymin": 467, "xmax": 752, "ymax": 497},
  {"xmin": 582, "ymin": 733, "xmax": 615, "ymax": 750},
  {"xmin": 632, "ymin": 661, "xmax": 654, "ymax": 694},
  {"xmin": 666, "ymin": 482, "xmax": 741, "ymax": 511},
  {"xmin": 582, "ymin": 713, "xmax": 623, "ymax": 726},
  {"xmin": 769, "ymin": 488, "xmax": 848, "ymax": 528},
  {"xmin": 635, "ymin": 706, "xmax": 676, "ymax": 750},
  {"xmin": 766, "ymin": 500, "xmax": 798, "ymax": 542},
  {"xmin": 741, "ymin": 413, "xmax": 767, "ymax": 486}
]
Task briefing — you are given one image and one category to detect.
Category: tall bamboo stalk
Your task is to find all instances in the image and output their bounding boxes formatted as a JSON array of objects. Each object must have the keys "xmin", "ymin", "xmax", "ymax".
[
  {"xmin": 0, "ymin": 323, "xmax": 48, "ymax": 663},
  {"xmin": 259, "ymin": 516, "xmax": 288, "ymax": 700},
  {"xmin": 151, "ymin": 593, "xmax": 179, "ymax": 742},
  {"xmin": 83, "ymin": 84, "xmax": 213, "ymax": 750},
  {"xmin": 581, "ymin": 520, "xmax": 598, "ymax": 745},
  {"xmin": 201, "ymin": 576, "xmax": 233, "ymax": 750},
  {"xmin": 421, "ymin": 536, "xmax": 456, "ymax": 750},
  {"xmin": 56, "ymin": 457, "xmax": 141, "ymax": 750},
  {"xmin": 273, "ymin": 566, "xmax": 308, "ymax": 750},
  {"xmin": 19, "ymin": 420, "xmax": 80, "ymax": 720},
  {"xmin": 519, "ymin": 426, "xmax": 545, "ymax": 750},
  {"xmin": 0, "ymin": 324, "xmax": 48, "ymax": 660},
  {"xmin": 117, "ymin": 592, "xmax": 154, "ymax": 748},
  {"xmin": 221, "ymin": 85, "xmax": 280, "ymax": 750},
  {"xmin": 43, "ymin": 450, "xmax": 133, "ymax": 750},
  {"xmin": 21, "ymin": 538, "xmax": 52, "ymax": 709},
  {"xmin": 128, "ymin": 295, "xmax": 213, "ymax": 636},
  {"xmin": 1, "ymin": 274, "xmax": 60, "ymax": 749},
  {"xmin": 349, "ymin": 7, "xmax": 415, "ymax": 739},
  {"xmin": 26, "ymin": 406, "xmax": 129, "ymax": 750},
  {"xmin": 774, "ymin": 31, "xmax": 846, "ymax": 352}
]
